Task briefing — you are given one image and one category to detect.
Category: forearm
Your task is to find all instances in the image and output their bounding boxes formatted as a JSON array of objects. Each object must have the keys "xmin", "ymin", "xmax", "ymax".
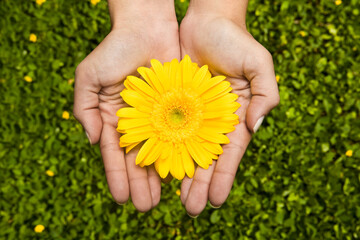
[
  {"xmin": 108, "ymin": 0, "xmax": 177, "ymax": 29},
  {"xmin": 186, "ymin": 0, "xmax": 248, "ymax": 29}
]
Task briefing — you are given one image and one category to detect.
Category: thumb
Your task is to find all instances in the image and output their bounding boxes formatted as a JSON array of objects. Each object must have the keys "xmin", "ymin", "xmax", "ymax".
[
  {"xmin": 245, "ymin": 51, "xmax": 280, "ymax": 133},
  {"xmin": 73, "ymin": 62, "xmax": 103, "ymax": 144}
]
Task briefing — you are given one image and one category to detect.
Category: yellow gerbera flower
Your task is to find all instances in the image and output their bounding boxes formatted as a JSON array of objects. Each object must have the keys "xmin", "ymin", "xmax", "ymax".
[{"xmin": 117, "ymin": 55, "xmax": 240, "ymax": 180}]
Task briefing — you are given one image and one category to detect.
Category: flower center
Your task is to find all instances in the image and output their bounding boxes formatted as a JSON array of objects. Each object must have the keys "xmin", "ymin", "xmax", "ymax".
[
  {"xmin": 169, "ymin": 108, "xmax": 186, "ymax": 126},
  {"xmin": 151, "ymin": 89, "xmax": 203, "ymax": 144}
]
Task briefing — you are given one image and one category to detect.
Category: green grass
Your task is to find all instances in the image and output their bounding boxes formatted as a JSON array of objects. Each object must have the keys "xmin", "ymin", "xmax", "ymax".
[{"xmin": 1, "ymin": 0, "xmax": 360, "ymax": 239}]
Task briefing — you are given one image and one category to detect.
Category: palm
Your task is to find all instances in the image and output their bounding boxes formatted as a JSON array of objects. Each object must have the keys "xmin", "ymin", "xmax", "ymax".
[
  {"xmin": 179, "ymin": 15, "xmax": 278, "ymax": 215},
  {"xmin": 74, "ymin": 23, "xmax": 180, "ymax": 211}
]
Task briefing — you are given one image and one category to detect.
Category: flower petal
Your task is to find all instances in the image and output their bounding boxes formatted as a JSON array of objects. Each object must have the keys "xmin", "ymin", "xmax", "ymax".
[
  {"xmin": 170, "ymin": 149, "xmax": 185, "ymax": 180},
  {"xmin": 137, "ymin": 67, "xmax": 164, "ymax": 94},
  {"xmin": 197, "ymin": 128, "xmax": 230, "ymax": 144},
  {"xmin": 205, "ymin": 93, "xmax": 238, "ymax": 109},
  {"xmin": 197, "ymin": 75, "xmax": 226, "ymax": 95},
  {"xmin": 201, "ymin": 121, "xmax": 236, "ymax": 133},
  {"xmin": 185, "ymin": 139, "xmax": 211, "ymax": 169},
  {"xmin": 155, "ymin": 155, "xmax": 171, "ymax": 179},
  {"xmin": 201, "ymin": 81, "xmax": 231, "ymax": 100},
  {"xmin": 126, "ymin": 76, "xmax": 156, "ymax": 98},
  {"xmin": 181, "ymin": 145, "xmax": 195, "ymax": 178},
  {"xmin": 116, "ymin": 107, "xmax": 150, "ymax": 118},
  {"xmin": 151, "ymin": 59, "xmax": 170, "ymax": 91},
  {"xmin": 117, "ymin": 118, "xmax": 151, "ymax": 131},
  {"xmin": 125, "ymin": 142, "xmax": 141, "ymax": 153},
  {"xmin": 202, "ymin": 142, "xmax": 223, "ymax": 155},
  {"xmin": 120, "ymin": 128, "xmax": 153, "ymax": 146},
  {"xmin": 120, "ymin": 90, "xmax": 153, "ymax": 112},
  {"xmin": 141, "ymin": 141, "xmax": 164, "ymax": 166},
  {"xmin": 135, "ymin": 137, "xmax": 157, "ymax": 165},
  {"xmin": 192, "ymin": 65, "xmax": 209, "ymax": 89},
  {"xmin": 203, "ymin": 86, "xmax": 233, "ymax": 103},
  {"xmin": 169, "ymin": 58, "xmax": 180, "ymax": 88}
]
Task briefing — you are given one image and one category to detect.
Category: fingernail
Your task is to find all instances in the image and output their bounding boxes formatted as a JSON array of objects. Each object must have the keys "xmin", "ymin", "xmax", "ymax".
[
  {"xmin": 187, "ymin": 213, "xmax": 199, "ymax": 219},
  {"xmin": 85, "ymin": 131, "xmax": 92, "ymax": 145},
  {"xmin": 209, "ymin": 202, "xmax": 222, "ymax": 209},
  {"xmin": 253, "ymin": 116, "xmax": 264, "ymax": 133},
  {"xmin": 116, "ymin": 202, "xmax": 125, "ymax": 206}
]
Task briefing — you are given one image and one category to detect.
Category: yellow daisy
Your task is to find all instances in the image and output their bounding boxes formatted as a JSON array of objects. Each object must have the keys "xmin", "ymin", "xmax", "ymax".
[{"xmin": 117, "ymin": 55, "xmax": 240, "ymax": 180}]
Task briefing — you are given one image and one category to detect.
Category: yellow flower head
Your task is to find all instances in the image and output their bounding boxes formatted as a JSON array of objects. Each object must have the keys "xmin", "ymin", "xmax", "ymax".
[
  {"xmin": 117, "ymin": 55, "xmax": 240, "ymax": 180},
  {"xmin": 34, "ymin": 224, "xmax": 45, "ymax": 233},
  {"xmin": 36, "ymin": 0, "xmax": 46, "ymax": 6},
  {"xmin": 299, "ymin": 31, "xmax": 307, "ymax": 37},
  {"xmin": 24, "ymin": 76, "xmax": 33, "ymax": 82},
  {"xmin": 276, "ymin": 75, "xmax": 280, "ymax": 82},
  {"xmin": 91, "ymin": 0, "xmax": 100, "ymax": 5},
  {"xmin": 46, "ymin": 170, "xmax": 54, "ymax": 177},
  {"xmin": 335, "ymin": 0, "xmax": 342, "ymax": 5},
  {"xmin": 29, "ymin": 33, "xmax": 37, "ymax": 42},
  {"xmin": 176, "ymin": 189, "xmax": 181, "ymax": 196},
  {"xmin": 62, "ymin": 111, "xmax": 70, "ymax": 120},
  {"xmin": 68, "ymin": 78, "xmax": 74, "ymax": 85},
  {"xmin": 345, "ymin": 150, "xmax": 353, "ymax": 157}
]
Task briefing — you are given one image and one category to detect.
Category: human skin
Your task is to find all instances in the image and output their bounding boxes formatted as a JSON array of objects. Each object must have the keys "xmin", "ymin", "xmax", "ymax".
[
  {"xmin": 73, "ymin": 0, "xmax": 179, "ymax": 212},
  {"xmin": 179, "ymin": 0, "xmax": 280, "ymax": 216}
]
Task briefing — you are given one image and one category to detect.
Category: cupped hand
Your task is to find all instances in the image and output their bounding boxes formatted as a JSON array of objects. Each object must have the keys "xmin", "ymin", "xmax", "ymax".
[
  {"xmin": 179, "ymin": 14, "xmax": 279, "ymax": 216},
  {"xmin": 74, "ymin": 15, "xmax": 180, "ymax": 212}
]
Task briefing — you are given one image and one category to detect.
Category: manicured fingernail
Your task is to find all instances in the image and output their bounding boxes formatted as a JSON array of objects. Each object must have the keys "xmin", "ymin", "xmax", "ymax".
[
  {"xmin": 253, "ymin": 116, "xmax": 264, "ymax": 133},
  {"xmin": 85, "ymin": 131, "xmax": 92, "ymax": 145},
  {"xmin": 187, "ymin": 213, "xmax": 199, "ymax": 218},
  {"xmin": 209, "ymin": 202, "xmax": 222, "ymax": 209}
]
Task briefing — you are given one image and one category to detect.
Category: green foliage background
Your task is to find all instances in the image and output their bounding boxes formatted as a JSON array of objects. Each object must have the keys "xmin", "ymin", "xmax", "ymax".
[{"xmin": 1, "ymin": 0, "xmax": 359, "ymax": 239}]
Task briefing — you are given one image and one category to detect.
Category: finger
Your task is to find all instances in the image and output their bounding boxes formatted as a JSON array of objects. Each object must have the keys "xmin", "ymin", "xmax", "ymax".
[
  {"xmin": 100, "ymin": 123, "xmax": 129, "ymax": 204},
  {"xmin": 147, "ymin": 165, "xmax": 161, "ymax": 208},
  {"xmin": 185, "ymin": 162, "xmax": 217, "ymax": 217},
  {"xmin": 245, "ymin": 49, "xmax": 280, "ymax": 133},
  {"xmin": 180, "ymin": 176, "xmax": 193, "ymax": 205},
  {"xmin": 125, "ymin": 145, "xmax": 153, "ymax": 212},
  {"xmin": 208, "ymin": 121, "xmax": 251, "ymax": 207},
  {"xmin": 73, "ymin": 62, "xmax": 102, "ymax": 144}
]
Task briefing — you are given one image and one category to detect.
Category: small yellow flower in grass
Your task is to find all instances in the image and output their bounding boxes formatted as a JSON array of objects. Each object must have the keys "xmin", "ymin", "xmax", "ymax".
[
  {"xmin": 117, "ymin": 55, "xmax": 240, "ymax": 180},
  {"xmin": 68, "ymin": 78, "xmax": 74, "ymax": 85},
  {"xmin": 299, "ymin": 31, "xmax": 307, "ymax": 37},
  {"xmin": 335, "ymin": 0, "xmax": 342, "ymax": 5},
  {"xmin": 345, "ymin": 150, "xmax": 353, "ymax": 157},
  {"xmin": 276, "ymin": 75, "xmax": 280, "ymax": 82},
  {"xmin": 36, "ymin": 0, "xmax": 46, "ymax": 6},
  {"xmin": 91, "ymin": 0, "xmax": 100, "ymax": 5},
  {"xmin": 29, "ymin": 33, "xmax": 37, "ymax": 42},
  {"xmin": 24, "ymin": 76, "xmax": 33, "ymax": 82},
  {"xmin": 62, "ymin": 111, "xmax": 70, "ymax": 120},
  {"xmin": 180, "ymin": 0, "xmax": 185, "ymax": 2},
  {"xmin": 46, "ymin": 170, "xmax": 54, "ymax": 177},
  {"xmin": 34, "ymin": 224, "xmax": 45, "ymax": 233},
  {"xmin": 176, "ymin": 189, "xmax": 181, "ymax": 196}
]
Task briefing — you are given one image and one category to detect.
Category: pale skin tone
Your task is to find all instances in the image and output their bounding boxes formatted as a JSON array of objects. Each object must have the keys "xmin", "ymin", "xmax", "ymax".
[
  {"xmin": 180, "ymin": 0, "xmax": 279, "ymax": 216},
  {"xmin": 74, "ymin": 0, "xmax": 279, "ymax": 215}
]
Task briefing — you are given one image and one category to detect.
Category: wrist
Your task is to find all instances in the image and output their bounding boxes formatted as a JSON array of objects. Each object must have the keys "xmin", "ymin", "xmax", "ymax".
[
  {"xmin": 185, "ymin": 0, "xmax": 248, "ymax": 29},
  {"xmin": 108, "ymin": 0, "xmax": 178, "ymax": 30}
]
